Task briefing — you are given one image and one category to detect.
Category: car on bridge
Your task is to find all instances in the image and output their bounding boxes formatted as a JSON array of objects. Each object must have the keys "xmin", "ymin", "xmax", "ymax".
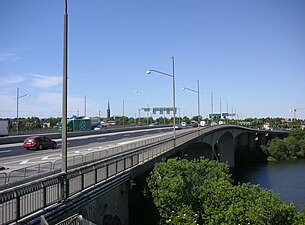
[
  {"xmin": 174, "ymin": 124, "xmax": 182, "ymax": 130},
  {"xmin": 23, "ymin": 136, "xmax": 57, "ymax": 150},
  {"xmin": 94, "ymin": 125, "xmax": 108, "ymax": 130}
]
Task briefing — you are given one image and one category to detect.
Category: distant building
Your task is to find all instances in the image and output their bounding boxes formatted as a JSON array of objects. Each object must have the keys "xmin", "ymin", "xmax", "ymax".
[{"xmin": 107, "ymin": 100, "xmax": 111, "ymax": 119}]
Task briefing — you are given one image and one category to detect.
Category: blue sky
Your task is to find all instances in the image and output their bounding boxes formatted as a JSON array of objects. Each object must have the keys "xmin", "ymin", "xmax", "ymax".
[{"xmin": 1, "ymin": 0, "xmax": 304, "ymax": 119}]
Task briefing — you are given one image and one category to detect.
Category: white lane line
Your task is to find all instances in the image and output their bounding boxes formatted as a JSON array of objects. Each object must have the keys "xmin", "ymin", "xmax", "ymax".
[
  {"xmin": 88, "ymin": 148, "xmax": 92, "ymax": 151},
  {"xmin": 75, "ymin": 151, "xmax": 80, "ymax": 153},
  {"xmin": 20, "ymin": 160, "xmax": 29, "ymax": 164},
  {"xmin": 0, "ymin": 150, "xmax": 12, "ymax": 153},
  {"xmin": 42, "ymin": 156, "xmax": 48, "ymax": 160},
  {"xmin": 98, "ymin": 146, "xmax": 103, "ymax": 149}
]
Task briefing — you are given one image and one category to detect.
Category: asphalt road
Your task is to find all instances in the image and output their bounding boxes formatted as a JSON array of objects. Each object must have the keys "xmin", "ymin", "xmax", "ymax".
[{"xmin": 0, "ymin": 127, "xmax": 174, "ymax": 172}]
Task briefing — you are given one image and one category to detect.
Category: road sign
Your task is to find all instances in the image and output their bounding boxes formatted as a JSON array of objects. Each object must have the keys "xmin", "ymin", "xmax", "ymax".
[
  {"xmin": 152, "ymin": 107, "xmax": 176, "ymax": 114},
  {"xmin": 209, "ymin": 114, "xmax": 221, "ymax": 118}
]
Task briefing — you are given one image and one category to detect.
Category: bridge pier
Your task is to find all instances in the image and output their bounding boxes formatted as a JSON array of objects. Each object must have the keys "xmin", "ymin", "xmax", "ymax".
[
  {"xmin": 217, "ymin": 132, "xmax": 235, "ymax": 167},
  {"xmin": 80, "ymin": 181, "xmax": 130, "ymax": 225},
  {"xmin": 257, "ymin": 133, "xmax": 267, "ymax": 147},
  {"xmin": 248, "ymin": 133, "xmax": 257, "ymax": 151}
]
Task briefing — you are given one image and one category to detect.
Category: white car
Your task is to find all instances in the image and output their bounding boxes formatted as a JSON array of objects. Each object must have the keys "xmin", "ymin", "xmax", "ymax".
[
  {"xmin": 94, "ymin": 125, "xmax": 107, "ymax": 130},
  {"xmin": 174, "ymin": 124, "xmax": 182, "ymax": 130}
]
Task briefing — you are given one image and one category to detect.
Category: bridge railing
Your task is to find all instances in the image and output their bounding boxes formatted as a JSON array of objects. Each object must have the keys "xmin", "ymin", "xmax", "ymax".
[{"xmin": 0, "ymin": 128, "xmax": 200, "ymax": 225}]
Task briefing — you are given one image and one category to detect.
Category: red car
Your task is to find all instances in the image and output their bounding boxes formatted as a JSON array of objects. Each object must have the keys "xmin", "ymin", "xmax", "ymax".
[{"xmin": 23, "ymin": 136, "xmax": 57, "ymax": 150}]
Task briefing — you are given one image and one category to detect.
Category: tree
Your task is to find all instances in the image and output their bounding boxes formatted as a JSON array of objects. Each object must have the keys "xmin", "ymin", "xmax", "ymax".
[
  {"xmin": 262, "ymin": 129, "xmax": 305, "ymax": 160},
  {"xmin": 146, "ymin": 158, "xmax": 304, "ymax": 225}
]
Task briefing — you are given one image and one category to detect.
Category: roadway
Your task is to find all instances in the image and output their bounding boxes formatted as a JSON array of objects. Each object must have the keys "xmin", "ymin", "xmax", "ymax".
[{"xmin": 0, "ymin": 127, "xmax": 174, "ymax": 172}]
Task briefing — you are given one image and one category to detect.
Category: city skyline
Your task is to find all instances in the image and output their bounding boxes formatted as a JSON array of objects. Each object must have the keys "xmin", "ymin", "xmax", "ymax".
[{"xmin": 1, "ymin": 0, "xmax": 304, "ymax": 119}]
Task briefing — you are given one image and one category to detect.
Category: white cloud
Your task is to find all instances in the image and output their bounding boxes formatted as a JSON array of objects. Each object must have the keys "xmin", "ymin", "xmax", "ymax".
[
  {"xmin": 0, "ymin": 49, "xmax": 21, "ymax": 62},
  {"xmin": 0, "ymin": 75, "xmax": 24, "ymax": 87},
  {"xmin": 30, "ymin": 74, "xmax": 61, "ymax": 88}
]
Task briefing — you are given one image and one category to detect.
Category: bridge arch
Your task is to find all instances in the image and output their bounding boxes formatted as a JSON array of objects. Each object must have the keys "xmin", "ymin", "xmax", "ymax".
[{"xmin": 195, "ymin": 127, "xmax": 253, "ymax": 167}]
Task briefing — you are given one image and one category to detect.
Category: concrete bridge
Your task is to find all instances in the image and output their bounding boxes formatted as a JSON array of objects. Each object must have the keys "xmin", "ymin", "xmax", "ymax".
[{"xmin": 0, "ymin": 125, "xmax": 288, "ymax": 225}]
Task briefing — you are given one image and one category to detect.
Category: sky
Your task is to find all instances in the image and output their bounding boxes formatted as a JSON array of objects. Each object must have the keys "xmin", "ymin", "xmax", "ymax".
[{"xmin": 0, "ymin": 0, "xmax": 305, "ymax": 120}]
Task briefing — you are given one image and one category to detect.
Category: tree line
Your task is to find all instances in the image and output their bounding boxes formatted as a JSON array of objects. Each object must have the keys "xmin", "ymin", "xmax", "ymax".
[{"xmin": 262, "ymin": 129, "xmax": 305, "ymax": 161}]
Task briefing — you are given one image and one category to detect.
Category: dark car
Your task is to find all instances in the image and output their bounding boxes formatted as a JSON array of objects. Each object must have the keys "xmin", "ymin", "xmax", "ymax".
[
  {"xmin": 191, "ymin": 121, "xmax": 199, "ymax": 127},
  {"xmin": 23, "ymin": 136, "xmax": 57, "ymax": 150}
]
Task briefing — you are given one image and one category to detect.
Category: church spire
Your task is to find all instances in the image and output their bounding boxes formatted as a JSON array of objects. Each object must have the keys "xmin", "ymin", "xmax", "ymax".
[{"xmin": 107, "ymin": 98, "xmax": 111, "ymax": 119}]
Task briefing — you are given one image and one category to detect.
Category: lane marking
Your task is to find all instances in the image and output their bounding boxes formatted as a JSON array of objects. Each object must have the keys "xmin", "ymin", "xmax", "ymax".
[
  {"xmin": 0, "ymin": 150, "xmax": 12, "ymax": 153},
  {"xmin": 42, "ymin": 156, "xmax": 48, "ymax": 160},
  {"xmin": 20, "ymin": 160, "xmax": 29, "ymax": 164},
  {"xmin": 88, "ymin": 148, "xmax": 92, "ymax": 151},
  {"xmin": 75, "ymin": 151, "xmax": 80, "ymax": 153}
]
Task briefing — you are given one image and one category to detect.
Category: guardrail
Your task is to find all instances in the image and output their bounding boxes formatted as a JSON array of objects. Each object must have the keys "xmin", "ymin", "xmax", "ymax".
[
  {"xmin": 0, "ymin": 127, "xmax": 202, "ymax": 225},
  {"xmin": 0, "ymin": 125, "xmax": 171, "ymax": 145}
]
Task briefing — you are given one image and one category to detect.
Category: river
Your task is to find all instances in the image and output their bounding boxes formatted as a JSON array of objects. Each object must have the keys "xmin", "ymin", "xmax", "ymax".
[{"xmin": 233, "ymin": 159, "xmax": 305, "ymax": 210}]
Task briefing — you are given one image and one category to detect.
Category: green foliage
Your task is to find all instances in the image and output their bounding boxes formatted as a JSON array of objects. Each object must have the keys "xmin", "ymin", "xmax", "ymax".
[
  {"xmin": 262, "ymin": 130, "xmax": 305, "ymax": 161},
  {"xmin": 146, "ymin": 158, "xmax": 305, "ymax": 225}
]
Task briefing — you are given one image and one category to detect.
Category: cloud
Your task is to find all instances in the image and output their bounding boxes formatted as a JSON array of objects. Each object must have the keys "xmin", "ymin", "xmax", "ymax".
[
  {"xmin": 0, "ymin": 49, "xmax": 21, "ymax": 62},
  {"xmin": 30, "ymin": 74, "xmax": 61, "ymax": 88},
  {"xmin": 0, "ymin": 75, "xmax": 24, "ymax": 87}
]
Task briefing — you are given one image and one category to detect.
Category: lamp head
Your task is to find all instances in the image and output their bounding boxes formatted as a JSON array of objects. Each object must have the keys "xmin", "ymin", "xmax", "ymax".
[
  {"xmin": 181, "ymin": 88, "xmax": 185, "ymax": 91},
  {"xmin": 134, "ymin": 90, "xmax": 138, "ymax": 93},
  {"xmin": 146, "ymin": 70, "xmax": 151, "ymax": 75}
]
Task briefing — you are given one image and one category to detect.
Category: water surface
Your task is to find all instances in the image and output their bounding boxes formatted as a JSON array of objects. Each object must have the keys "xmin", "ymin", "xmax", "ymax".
[{"xmin": 233, "ymin": 159, "xmax": 305, "ymax": 210}]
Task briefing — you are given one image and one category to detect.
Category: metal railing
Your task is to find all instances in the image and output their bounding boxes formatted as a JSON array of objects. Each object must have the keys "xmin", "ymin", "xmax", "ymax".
[{"xmin": 0, "ymin": 128, "xmax": 202, "ymax": 225}]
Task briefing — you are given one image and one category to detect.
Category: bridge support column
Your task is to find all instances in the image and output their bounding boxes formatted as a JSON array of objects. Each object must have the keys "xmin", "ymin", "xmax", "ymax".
[
  {"xmin": 248, "ymin": 133, "xmax": 256, "ymax": 151},
  {"xmin": 217, "ymin": 133, "xmax": 235, "ymax": 167},
  {"xmin": 239, "ymin": 133, "xmax": 249, "ymax": 150},
  {"xmin": 257, "ymin": 133, "xmax": 267, "ymax": 147},
  {"xmin": 80, "ymin": 181, "xmax": 129, "ymax": 225}
]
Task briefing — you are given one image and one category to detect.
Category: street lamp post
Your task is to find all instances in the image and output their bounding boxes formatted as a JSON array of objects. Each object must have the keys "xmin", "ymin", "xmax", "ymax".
[
  {"xmin": 16, "ymin": 88, "xmax": 30, "ymax": 135},
  {"xmin": 117, "ymin": 98, "xmax": 125, "ymax": 125},
  {"xmin": 84, "ymin": 95, "xmax": 86, "ymax": 117},
  {"xmin": 146, "ymin": 102, "xmax": 149, "ymax": 125},
  {"xmin": 62, "ymin": 0, "xmax": 68, "ymax": 175},
  {"xmin": 146, "ymin": 57, "xmax": 176, "ymax": 138},
  {"xmin": 182, "ymin": 80, "xmax": 200, "ymax": 125}
]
